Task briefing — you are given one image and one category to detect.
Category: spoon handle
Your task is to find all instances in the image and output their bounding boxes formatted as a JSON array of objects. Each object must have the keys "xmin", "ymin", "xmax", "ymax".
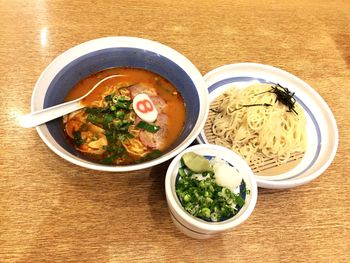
[{"xmin": 19, "ymin": 100, "xmax": 84, "ymax": 128}]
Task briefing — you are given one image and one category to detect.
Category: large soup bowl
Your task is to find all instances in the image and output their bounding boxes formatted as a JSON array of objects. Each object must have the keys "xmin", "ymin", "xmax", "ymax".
[{"xmin": 32, "ymin": 37, "xmax": 208, "ymax": 172}]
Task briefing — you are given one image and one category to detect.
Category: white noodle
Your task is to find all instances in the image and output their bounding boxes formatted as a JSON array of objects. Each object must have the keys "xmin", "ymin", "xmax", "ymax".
[{"xmin": 211, "ymin": 84, "xmax": 307, "ymax": 164}]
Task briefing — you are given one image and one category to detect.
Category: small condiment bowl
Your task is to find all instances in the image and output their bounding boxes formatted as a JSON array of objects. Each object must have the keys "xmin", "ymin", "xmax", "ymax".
[{"xmin": 165, "ymin": 144, "xmax": 258, "ymax": 239}]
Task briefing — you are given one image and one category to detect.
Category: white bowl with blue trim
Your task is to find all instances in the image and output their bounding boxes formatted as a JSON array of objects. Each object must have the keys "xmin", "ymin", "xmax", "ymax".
[
  {"xmin": 197, "ymin": 63, "xmax": 338, "ymax": 189},
  {"xmin": 165, "ymin": 144, "xmax": 258, "ymax": 239},
  {"xmin": 32, "ymin": 36, "xmax": 209, "ymax": 172}
]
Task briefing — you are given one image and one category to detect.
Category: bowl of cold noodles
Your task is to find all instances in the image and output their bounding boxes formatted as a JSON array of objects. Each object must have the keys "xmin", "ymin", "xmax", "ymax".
[
  {"xmin": 197, "ymin": 63, "xmax": 338, "ymax": 189},
  {"xmin": 165, "ymin": 144, "xmax": 258, "ymax": 239},
  {"xmin": 31, "ymin": 37, "xmax": 208, "ymax": 171}
]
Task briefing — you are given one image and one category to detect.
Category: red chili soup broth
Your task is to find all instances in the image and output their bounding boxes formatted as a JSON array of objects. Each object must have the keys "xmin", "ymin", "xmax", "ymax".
[{"xmin": 63, "ymin": 67, "xmax": 186, "ymax": 165}]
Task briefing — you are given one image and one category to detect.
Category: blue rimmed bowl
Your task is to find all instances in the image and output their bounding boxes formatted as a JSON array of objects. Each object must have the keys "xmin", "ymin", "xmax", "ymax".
[
  {"xmin": 197, "ymin": 63, "xmax": 338, "ymax": 189},
  {"xmin": 165, "ymin": 144, "xmax": 258, "ymax": 239},
  {"xmin": 31, "ymin": 37, "xmax": 209, "ymax": 172}
]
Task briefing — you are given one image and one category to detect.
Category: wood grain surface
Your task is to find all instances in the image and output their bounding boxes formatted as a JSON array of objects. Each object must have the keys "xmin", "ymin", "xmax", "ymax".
[{"xmin": 1, "ymin": 0, "xmax": 350, "ymax": 262}]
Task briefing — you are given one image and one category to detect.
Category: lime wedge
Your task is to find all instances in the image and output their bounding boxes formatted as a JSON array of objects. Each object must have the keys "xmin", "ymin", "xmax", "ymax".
[{"xmin": 182, "ymin": 152, "xmax": 213, "ymax": 173}]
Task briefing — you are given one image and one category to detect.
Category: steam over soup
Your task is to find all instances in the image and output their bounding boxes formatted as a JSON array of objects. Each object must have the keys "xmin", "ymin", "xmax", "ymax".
[{"xmin": 63, "ymin": 68, "xmax": 186, "ymax": 165}]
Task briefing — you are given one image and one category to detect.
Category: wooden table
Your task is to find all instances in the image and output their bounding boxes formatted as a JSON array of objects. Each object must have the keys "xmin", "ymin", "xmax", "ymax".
[{"xmin": 1, "ymin": 0, "xmax": 349, "ymax": 262}]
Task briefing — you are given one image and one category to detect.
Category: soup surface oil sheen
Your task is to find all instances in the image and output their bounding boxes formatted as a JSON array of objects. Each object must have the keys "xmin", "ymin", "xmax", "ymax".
[{"xmin": 63, "ymin": 67, "xmax": 186, "ymax": 165}]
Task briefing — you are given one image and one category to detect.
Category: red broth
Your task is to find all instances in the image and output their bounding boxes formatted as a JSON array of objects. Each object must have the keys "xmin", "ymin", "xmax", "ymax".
[{"xmin": 63, "ymin": 67, "xmax": 186, "ymax": 165}]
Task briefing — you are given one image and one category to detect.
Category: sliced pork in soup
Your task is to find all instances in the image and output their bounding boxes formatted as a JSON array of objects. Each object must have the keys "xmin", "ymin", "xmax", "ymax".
[{"xmin": 63, "ymin": 67, "xmax": 186, "ymax": 165}]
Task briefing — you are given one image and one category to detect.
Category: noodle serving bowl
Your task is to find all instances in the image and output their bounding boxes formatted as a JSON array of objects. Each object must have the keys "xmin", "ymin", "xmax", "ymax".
[
  {"xmin": 197, "ymin": 63, "xmax": 338, "ymax": 189},
  {"xmin": 31, "ymin": 36, "xmax": 209, "ymax": 172}
]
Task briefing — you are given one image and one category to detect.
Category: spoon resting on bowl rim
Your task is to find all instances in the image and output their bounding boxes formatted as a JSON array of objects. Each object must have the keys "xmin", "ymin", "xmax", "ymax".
[{"xmin": 19, "ymin": 75, "xmax": 125, "ymax": 128}]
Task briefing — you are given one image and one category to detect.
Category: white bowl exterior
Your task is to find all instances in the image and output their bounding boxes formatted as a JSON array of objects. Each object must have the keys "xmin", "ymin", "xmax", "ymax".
[
  {"xmin": 199, "ymin": 63, "xmax": 338, "ymax": 189},
  {"xmin": 168, "ymin": 209, "xmax": 218, "ymax": 239},
  {"xmin": 165, "ymin": 144, "xmax": 258, "ymax": 237},
  {"xmin": 32, "ymin": 37, "xmax": 209, "ymax": 172}
]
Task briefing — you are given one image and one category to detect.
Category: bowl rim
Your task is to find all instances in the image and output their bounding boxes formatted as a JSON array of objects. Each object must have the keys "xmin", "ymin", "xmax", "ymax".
[
  {"xmin": 198, "ymin": 62, "xmax": 339, "ymax": 189},
  {"xmin": 32, "ymin": 36, "xmax": 209, "ymax": 172},
  {"xmin": 165, "ymin": 144, "xmax": 258, "ymax": 232}
]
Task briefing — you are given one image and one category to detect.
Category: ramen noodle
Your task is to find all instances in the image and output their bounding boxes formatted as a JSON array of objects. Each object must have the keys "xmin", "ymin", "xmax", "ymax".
[
  {"xmin": 211, "ymin": 83, "xmax": 307, "ymax": 164},
  {"xmin": 63, "ymin": 67, "xmax": 186, "ymax": 165}
]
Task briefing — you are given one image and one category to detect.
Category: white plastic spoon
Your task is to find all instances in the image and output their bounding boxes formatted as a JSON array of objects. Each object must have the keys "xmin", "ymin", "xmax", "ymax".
[{"xmin": 19, "ymin": 75, "xmax": 123, "ymax": 128}]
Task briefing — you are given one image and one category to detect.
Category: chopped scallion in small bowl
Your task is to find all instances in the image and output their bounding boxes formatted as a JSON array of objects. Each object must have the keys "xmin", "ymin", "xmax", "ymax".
[
  {"xmin": 175, "ymin": 153, "xmax": 248, "ymax": 222},
  {"xmin": 165, "ymin": 144, "xmax": 258, "ymax": 239}
]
